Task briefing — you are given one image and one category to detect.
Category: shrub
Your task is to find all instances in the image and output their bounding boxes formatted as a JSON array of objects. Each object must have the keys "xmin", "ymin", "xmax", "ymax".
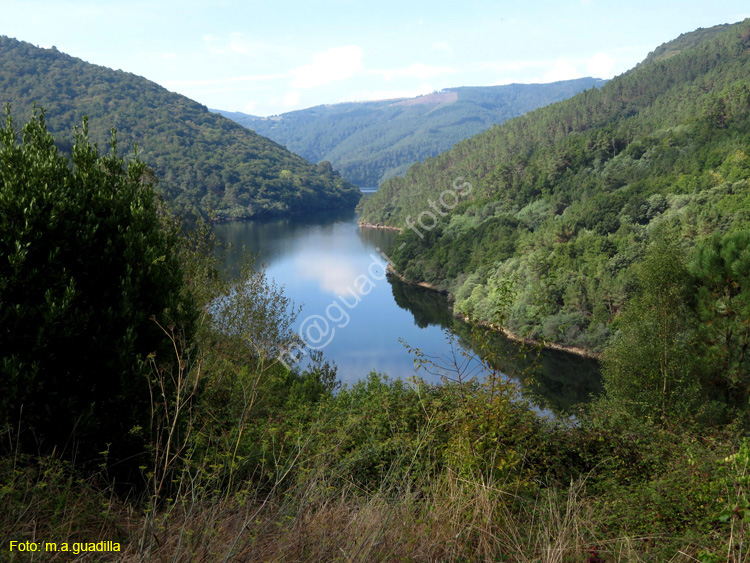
[{"xmin": 0, "ymin": 108, "xmax": 191, "ymax": 476}]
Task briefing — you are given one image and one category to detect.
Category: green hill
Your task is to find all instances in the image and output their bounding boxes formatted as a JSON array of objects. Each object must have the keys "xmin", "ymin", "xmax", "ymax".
[
  {"xmin": 360, "ymin": 19, "xmax": 750, "ymax": 352},
  {"xmin": 0, "ymin": 37, "xmax": 361, "ymax": 221},
  {"xmin": 215, "ymin": 78, "xmax": 604, "ymax": 187}
]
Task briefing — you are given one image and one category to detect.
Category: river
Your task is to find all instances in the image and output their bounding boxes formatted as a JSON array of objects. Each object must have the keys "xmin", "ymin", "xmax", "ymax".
[{"xmin": 213, "ymin": 206, "xmax": 601, "ymax": 413}]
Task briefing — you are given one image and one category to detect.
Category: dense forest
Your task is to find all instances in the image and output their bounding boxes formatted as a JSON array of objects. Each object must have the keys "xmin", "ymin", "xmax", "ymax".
[
  {"xmin": 5, "ymin": 21, "xmax": 750, "ymax": 563},
  {"xmin": 3, "ymin": 106, "xmax": 750, "ymax": 562},
  {"xmin": 361, "ymin": 21, "xmax": 750, "ymax": 358},
  {"xmin": 0, "ymin": 37, "xmax": 361, "ymax": 221},
  {"xmin": 218, "ymin": 78, "xmax": 603, "ymax": 187}
]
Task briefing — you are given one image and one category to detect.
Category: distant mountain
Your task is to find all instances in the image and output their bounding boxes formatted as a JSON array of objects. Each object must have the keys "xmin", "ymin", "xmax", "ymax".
[
  {"xmin": 0, "ymin": 37, "xmax": 361, "ymax": 221},
  {"xmin": 215, "ymin": 78, "xmax": 605, "ymax": 187},
  {"xmin": 360, "ymin": 19, "xmax": 750, "ymax": 351}
]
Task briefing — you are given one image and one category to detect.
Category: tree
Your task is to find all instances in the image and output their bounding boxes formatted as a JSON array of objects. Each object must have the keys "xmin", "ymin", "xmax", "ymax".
[
  {"xmin": 690, "ymin": 231, "xmax": 750, "ymax": 414},
  {"xmin": 0, "ymin": 108, "xmax": 192, "ymax": 474},
  {"xmin": 600, "ymin": 236, "xmax": 702, "ymax": 423}
]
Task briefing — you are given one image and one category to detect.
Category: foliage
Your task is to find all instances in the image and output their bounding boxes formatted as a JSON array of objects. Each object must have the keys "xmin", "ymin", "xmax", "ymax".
[
  {"xmin": 594, "ymin": 229, "xmax": 750, "ymax": 426},
  {"xmin": 2, "ymin": 366, "xmax": 743, "ymax": 561},
  {"xmin": 361, "ymin": 19, "xmax": 750, "ymax": 353},
  {"xmin": 0, "ymin": 195, "xmax": 742, "ymax": 562},
  {"xmin": 0, "ymin": 37, "xmax": 361, "ymax": 221},
  {"xmin": 690, "ymin": 231, "xmax": 750, "ymax": 414},
  {"xmin": 5, "ymin": 21, "xmax": 750, "ymax": 563},
  {"xmin": 0, "ymin": 108, "xmax": 191, "ymax": 476},
  {"xmin": 711, "ymin": 438, "xmax": 750, "ymax": 562},
  {"xmin": 599, "ymin": 235, "xmax": 704, "ymax": 423}
]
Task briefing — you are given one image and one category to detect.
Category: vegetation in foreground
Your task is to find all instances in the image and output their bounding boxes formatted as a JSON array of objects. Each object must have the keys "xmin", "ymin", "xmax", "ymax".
[{"xmin": 2, "ymin": 110, "xmax": 750, "ymax": 562}]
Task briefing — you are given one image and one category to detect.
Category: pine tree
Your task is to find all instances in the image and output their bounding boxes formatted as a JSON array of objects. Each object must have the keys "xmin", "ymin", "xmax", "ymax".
[{"xmin": 690, "ymin": 231, "xmax": 750, "ymax": 413}]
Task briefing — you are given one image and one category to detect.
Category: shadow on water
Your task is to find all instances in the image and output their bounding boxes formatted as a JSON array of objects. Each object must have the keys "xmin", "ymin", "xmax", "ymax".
[
  {"xmin": 356, "ymin": 225, "xmax": 401, "ymax": 257},
  {"xmin": 389, "ymin": 276, "xmax": 603, "ymax": 414}
]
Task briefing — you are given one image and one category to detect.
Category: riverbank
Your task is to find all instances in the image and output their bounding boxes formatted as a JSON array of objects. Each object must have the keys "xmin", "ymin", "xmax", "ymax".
[
  {"xmin": 385, "ymin": 263, "xmax": 601, "ymax": 360},
  {"xmin": 386, "ymin": 263, "xmax": 448, "ymax": 294},
  {"xmin": 358, "ymin": 221, "xmax": 403, "ymax": 232},
  {"xmin": 472, "ymin": 318, "xmax": 601, "ymax": 360},
  {"xmin": 211, "ymin": 206, "xmax": 360, "ymax": 224}
]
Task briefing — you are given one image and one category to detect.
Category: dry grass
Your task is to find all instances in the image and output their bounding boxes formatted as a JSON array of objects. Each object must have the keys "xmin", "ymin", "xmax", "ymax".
[{"xmin": 1, "ymin": 457, "xmax": 736, "ymax": 562}]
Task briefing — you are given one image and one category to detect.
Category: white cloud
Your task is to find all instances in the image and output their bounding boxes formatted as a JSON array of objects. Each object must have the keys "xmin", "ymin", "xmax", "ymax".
[
  {"xmin": 202, "ymin": 33, "xmax": 301, "ymax": 67},
  {"xmin": 543, "ymin": 58, "xmax": 582, "ymax": 82},
  {"xmin": 162, "ymin": 73, "xmax": 287, "ymax": 88},
  {"xmin": 243, "ymin": 100, "xmax": 257, "ymax": 114},
  {"xmin": 586, "ymin": 52, "xmax": 616, "ymax": 78},
  {"xmin": 474, "ymin": 60, "xmax": 547, "ymax": 73},
  {"xmin": 291, "ymin": 45, "xmax": 364, "ymax": 89},
  {"xmin": 230, "ymin": 41, "xmax": 249, "ymax": 55},
  {"xmin": 282, "ymin": 91, "xmax": 300, "ymax": 107},
  {"xmin": 161, "ymin": 52, "xmax": 177, "ymax": 60}
]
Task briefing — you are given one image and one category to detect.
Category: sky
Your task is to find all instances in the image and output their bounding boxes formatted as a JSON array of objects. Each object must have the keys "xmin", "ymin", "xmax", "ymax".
[{"xmin": 3, "ymin": 1, "xmax": 749, "ymax": 117}]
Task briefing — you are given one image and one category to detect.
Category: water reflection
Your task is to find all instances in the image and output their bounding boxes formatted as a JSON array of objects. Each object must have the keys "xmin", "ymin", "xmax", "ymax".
[
  {"xmin": 217, "ymin": 208, "xmax": 360, "ymax": 271},
  {"xmin": 389, "ymin": 278, "xmax": 603, "ymax": 414},
  {"xmin": 213, "ymin": 211, "xmax": 602, "ymax": 414},
  {"xmin": 356, "ymin": 224, "xmax": 400, "ymax": 253}
]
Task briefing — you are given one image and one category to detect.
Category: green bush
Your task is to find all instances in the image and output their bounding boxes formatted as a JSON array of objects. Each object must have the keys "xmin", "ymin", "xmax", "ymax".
[{"xmin": 0, "ymin": 108, "xmax": 192, "ymax": 476}]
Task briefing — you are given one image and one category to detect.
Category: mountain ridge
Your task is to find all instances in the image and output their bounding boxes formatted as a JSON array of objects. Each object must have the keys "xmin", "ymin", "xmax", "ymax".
[
  {"xmin": 0, "ymin": 36, "xmax": 361, "ymax": 221},
  {"xmin": 359, "ymin": 19, "xmax": 750, "ymax": 351},
  {"xmin": 215, "ymin": 78, "xmax": 605, "ymax": 186}
]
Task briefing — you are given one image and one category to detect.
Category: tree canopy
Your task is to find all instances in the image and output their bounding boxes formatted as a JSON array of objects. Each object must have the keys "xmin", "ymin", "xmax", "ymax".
[
  {"xmin": 0, "ymin": 108, "xmax": 192, "ymax": 472},
  {"xmin": 361, "ymin": 19, "xmax": 750, "ymax": 357},
  {"xmin": 0, "ymin": 37, "xmax": 361, "ymax": 221}
]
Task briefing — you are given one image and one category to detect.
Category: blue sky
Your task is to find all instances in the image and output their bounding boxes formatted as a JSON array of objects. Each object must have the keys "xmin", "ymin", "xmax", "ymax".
[{"xmin": 3, "ymin": 1, "xmax": 749, "ymax": 116}]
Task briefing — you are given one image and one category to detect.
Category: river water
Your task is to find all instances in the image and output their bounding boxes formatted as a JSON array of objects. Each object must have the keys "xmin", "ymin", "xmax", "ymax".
[{"xmin": 213, "ymin": 207, "xmax": 601, "ymax": 413}]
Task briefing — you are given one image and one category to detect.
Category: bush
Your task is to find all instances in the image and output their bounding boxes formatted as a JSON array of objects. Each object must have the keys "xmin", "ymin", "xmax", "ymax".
[{"xmin": 0, "ymin": 108, "xmax": 192, "ymax": 476}]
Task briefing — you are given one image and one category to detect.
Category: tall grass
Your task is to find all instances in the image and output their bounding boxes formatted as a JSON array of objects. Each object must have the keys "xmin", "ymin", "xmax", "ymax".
[
  {"xmin": 2, "ymin": 409, "xmax": 740, "ymax": 562},
  {"xmin": 0, "ymin": 304, "xmax": 742, "ymax": 561}
]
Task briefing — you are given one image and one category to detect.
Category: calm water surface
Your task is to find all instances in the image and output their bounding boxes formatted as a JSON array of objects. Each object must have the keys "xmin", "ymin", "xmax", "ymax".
[{"xmin": 213, "ymin": 207, "xmax": 601, "ymax": 412}]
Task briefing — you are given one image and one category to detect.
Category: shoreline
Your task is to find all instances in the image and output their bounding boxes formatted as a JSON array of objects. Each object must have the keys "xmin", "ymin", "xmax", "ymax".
[
  {"xmin": 210, "ymin": 205, "xmax": 361, "ymax": 224},
  {"xmin": 358, "ymin": 221, "xmax": 403, "ymax": 232},
  {"xmin": 386, "ymin": 263, "xmax": 448, "ymax": 294},
  {"xmin": 471, "ymin": 319, "xmax": 601, "ymax": 359},
  {"xmin": 385, "ymin": 263, "xmax": 601, "ymax": 360}
]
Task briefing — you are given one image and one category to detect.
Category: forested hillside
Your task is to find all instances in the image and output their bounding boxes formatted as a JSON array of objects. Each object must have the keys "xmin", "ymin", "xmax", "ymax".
[
  {"xmin": 217, "ymin": 78, "xmax": 603, "ymax": 186},
  {"xmin": 360, "ymin": 20, "xmax": 750, "ymax": 353},
  {"xmin": 0, "ymin": 37, "xmax": 360, "ymax": 221},
  {"xmin": 7, "ymin": 21, "xmax": 750, "ymax": 561}
]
